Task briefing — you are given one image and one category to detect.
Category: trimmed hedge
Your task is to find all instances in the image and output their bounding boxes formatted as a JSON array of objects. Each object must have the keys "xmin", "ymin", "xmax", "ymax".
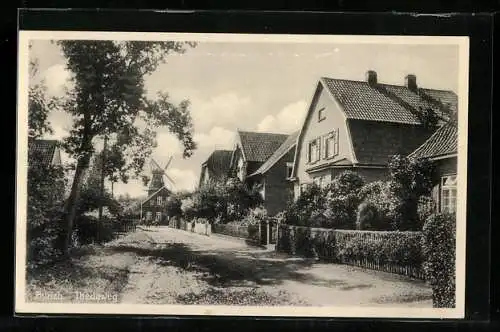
[
  {"xmin": 277, "ymin": 225, "xmax": 424, "ymax": 279},
  {"xmin": 422, "ymin": 213, "xmax": 456, "ymax": 308}
]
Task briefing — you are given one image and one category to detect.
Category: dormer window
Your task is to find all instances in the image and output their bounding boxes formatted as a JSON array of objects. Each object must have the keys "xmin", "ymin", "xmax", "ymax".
[
  {"xmin": 157, "ymin": 196, "xmax": 163, "ymax": 206},
  {"xmin": 318, "ymin": 107, "xmax": 326, "ymax": 122}
]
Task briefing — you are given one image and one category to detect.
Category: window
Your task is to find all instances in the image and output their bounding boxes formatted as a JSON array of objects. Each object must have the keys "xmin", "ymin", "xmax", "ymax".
[
  {"xmin": 157, "ymin": 196, "xmax": 163, "ymax": 206},
  {"xmin": 286, "ymin": 162, "xmax": 293, "ymax": 178},
  {"xmin": 307, "ymin": 138, "xmax": 321, "ymax": 164},
  {"xmin": 145, "ymin": 211, "xmax": 152, "ymax": 221},
  {"xmin": 318, "ymin": 107, "xmax": 326, "ymax": 122},
  {"xmin": 155, "ymin": 212, "xmax": 162, "ymax": 221},
  {"xmin": 441, "ymin": 175, "xmax": 457, "ymax": 213},
  {"xmin": 324, "ymin": 129, "xmax": 339, "ymax": 159}
]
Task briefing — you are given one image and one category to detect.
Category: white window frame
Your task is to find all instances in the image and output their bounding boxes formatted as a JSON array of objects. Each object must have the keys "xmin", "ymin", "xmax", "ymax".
[
  {"xmin": 155, "ymin": 211, "xmax": 162, "ymax": 221},
  {"xmin": 318, "ymin": 107, "xmax": 326, "ymax": 122},
  {"xmin": 157, "ymin": 195, "xmax": 163, "ymax": 206},
  {"xmin": 308, "ymin": 137, "xmax": 321, "ymax": 164},
  {"xmin": 146, "ymin": 211, "xmax": 152, "ymax": 221},
  {"xmin": 440, "ymin": 175, "xmax": 457, "ymax": 213},
  {"xmin": 324, "ymin": 129, "xmax": 339, "ymax": 159}
]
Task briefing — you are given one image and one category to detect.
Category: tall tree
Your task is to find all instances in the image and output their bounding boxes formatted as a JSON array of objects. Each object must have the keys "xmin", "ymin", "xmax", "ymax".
[{"xmin": 57, "ymin": 40, "xmax": 197, "ymax": 255}]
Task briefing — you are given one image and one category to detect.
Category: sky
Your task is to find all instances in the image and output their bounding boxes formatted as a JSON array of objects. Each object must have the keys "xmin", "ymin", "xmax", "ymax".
[{"xmin": 29, "ymin": 39, "xmax": 460, "ymax": 198}]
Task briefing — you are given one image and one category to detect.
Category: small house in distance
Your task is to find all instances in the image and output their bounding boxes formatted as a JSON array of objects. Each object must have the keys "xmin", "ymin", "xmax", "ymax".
[
  {"xmin": 140, "ymin": 159, "xmax": 173, "ymax": 223},
  {"xmin": 289, "ymin": 70, "xmax": 458, "ymax": 200},
  {"xmin": 409, "ymin": 120, "xmax": 458, "ymax": 214},
  {"xmin": 198, "ymin": 150, "xmax": 233, "ymax": 188}
]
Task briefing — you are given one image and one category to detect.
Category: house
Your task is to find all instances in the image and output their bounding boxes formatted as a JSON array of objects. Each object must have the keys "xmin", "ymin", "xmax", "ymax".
[
  {"xmin": 247, "ymin": 131, "xmax": 299, "ymax": 215},
  {"xmin": 226, "ymin": 130, "xmax": 296, "ymax": 216},
  {"xmin": 198, "ymin": 150, "xmax": 233, "ymax": 188},
  {"xmin": 229, "ymin": 130, "xmax": 290, "ymax": 183},
  {"xmin": 140, "ymin": 166, "xmax": 171, "ymax": 223},
  {"xmin": 408, "ymin": 120, "xmax": 458, "ymax": 214},
  {"xmin": 28, "ymin": 139, "xmax": 62, "ymax": 167},
  {"xmin": 289, "ymin": 71, "xmax": 458, "ymax": 200}
]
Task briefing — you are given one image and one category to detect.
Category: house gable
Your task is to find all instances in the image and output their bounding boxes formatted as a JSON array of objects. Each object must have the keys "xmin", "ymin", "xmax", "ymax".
[{"xmin": 291, "ymin": 81, "xmax": 356, "ymax": 184}]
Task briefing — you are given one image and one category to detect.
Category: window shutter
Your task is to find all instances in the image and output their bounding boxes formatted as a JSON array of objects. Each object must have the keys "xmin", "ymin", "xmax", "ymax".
[
  {"xmin": 334, "ymin": 128, "xmax": 339, "ymax": 156},
  {"xmin": 316, "ymin": 138, "xmax": 321, "ymax": 161}
]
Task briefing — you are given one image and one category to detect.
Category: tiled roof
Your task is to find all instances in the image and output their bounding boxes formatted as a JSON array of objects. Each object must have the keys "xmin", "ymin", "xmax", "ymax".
[
  {"xmin": 238, "ymin": 131, "xmax": 290, "ymax": 162},
  {"xmin": 249, "ymin": 131, "xmax": 299, "ymax": 176},
  {"xmin": 28, "ymin": 139, "xmax": 59, "ymax": 167},
  {"xmin": 408, "ymin": 121, "xmax": 457, "ymax": 160},
  {"xmin": 348, "ymin": 120, "xmax": 435, "ymax": 165},
  {"xmin": 321, "ymin": 77, "xmax": 457, "ymax": 125},
  {"xmin": 204, "ymin": 149, "xmax": 232, "ymax": 179}
]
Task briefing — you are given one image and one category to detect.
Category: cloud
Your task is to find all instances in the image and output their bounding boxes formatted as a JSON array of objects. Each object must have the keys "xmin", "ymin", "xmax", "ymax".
[
  {"xmin": 167, "ymin": 168, "xmax": 198, "ymax": 192},
  {"xmin": 193, "ymin": 126, "xmax": 235, "ymax": 150},
  {"xmin": 43, "ymin": 64, "xmax": 71, "ymax": 97},
  {"xmin": 154, "ymin": 131, "xmax": 184, "ymax": 157},
  {"xmin": 256, "ymin": 100, "xmax": 307, "ymax": 133},
  {"xmin": 190, "ymin": 92, "xmax": 252, "ymax": 132}
]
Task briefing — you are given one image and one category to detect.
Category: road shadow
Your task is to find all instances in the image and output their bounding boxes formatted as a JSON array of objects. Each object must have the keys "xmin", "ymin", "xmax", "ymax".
[{"xmin": 107, "ymin": 240, "xmax": 379, "ymax": 291}]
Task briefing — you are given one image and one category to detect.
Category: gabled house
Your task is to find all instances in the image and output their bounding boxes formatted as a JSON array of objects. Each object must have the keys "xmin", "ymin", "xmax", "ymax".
[
  {"xmin": 229, "ymin": 130, "xmax": 290, "ymax": 182},
  {"xmin": 408, "ymin": 120, "xmax": 458, "ymax": 214},
  {"xmin": 247, "ymin": 131, "xmax": 299, "ymax": 215},
  {"xmin": 199, "ymin": 150, "xmax": 233, "ymax": 188},
  {"xmin": 28, "ymin": 139, "xmax": 62, "ymax": 167},
  {"xmin": 289, "ymin": 71, "xmax": 458, "ymax": 200}
]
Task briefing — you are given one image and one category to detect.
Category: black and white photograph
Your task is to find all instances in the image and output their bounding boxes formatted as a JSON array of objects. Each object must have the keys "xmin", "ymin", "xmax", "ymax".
[{"xmin": 16, "ymin": 31, "xmax": 469, "ymax": 318}]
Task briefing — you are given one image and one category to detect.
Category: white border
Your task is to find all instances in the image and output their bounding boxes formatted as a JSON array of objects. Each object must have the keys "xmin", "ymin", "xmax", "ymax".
[{"xmin": 16, "ymin": 31, "xmax": 469, "ymax": 318}]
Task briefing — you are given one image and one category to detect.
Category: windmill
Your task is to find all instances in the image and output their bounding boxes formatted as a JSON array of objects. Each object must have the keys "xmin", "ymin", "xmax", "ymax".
[{"xmin": 146, "ymin": 156, "xmax": 177, "ymax": 195}]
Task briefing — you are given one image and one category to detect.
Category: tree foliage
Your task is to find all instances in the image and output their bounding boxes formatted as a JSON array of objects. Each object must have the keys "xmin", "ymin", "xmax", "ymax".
[
  {"xmin": 54, "ymin": 40, "xmax": 198, "ymax": 254},
  {"xmin": 28, "ymin": 43, "xmax": 57, "ymax": 139},
  {"xmin": 27, "ymin": 147, "xmax": 67, "ymax": 267}
]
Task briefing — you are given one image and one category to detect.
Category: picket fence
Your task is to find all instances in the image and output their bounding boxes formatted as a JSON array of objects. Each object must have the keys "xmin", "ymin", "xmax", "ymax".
[{"xmin": 168, "ymin": 218, "xmax": 211, "ymax": 236}]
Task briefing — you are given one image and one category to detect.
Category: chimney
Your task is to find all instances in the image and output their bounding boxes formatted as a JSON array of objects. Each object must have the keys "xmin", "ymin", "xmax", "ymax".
[
  {"xmin": 405, "ymin": 74, "xmax": 417, "ymax": 92},
  {"xmin": 366, "ymin": 70, "xmax": 377, "ymax": 86}
]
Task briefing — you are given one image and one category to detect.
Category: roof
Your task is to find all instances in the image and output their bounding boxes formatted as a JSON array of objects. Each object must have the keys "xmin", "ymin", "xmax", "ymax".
[
  {"xmin": 142, "ymin": 186, "xmax": 171, "ymax": 205},
  {"xmin": 321, "ymin": 77, "xmax": 457, "ymax": 125},
  {"xmin": 203, "ymin": 150, "xmax": 232, "ymax": 178},
  {"xmin": 28, "ymin": 139, "xmax": 59, "ymax": 167},
  {"xmin": 408, "ymin": 121, "xmax": 458, "ymax": 160},
  {"xmin": 237, "ymin": 131, "xmax": 290, "ymax": 162},
  {"xmin": 249, "ymin": 131, "xmax": 299, "ymax": 176},
  {"xmin": 347, "ymin": 120, "xmax": 434, "ymax": 165}
]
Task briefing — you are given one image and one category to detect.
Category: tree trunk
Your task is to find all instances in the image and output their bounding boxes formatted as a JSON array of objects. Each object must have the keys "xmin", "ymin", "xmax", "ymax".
[
  {"xmin": 98, "ymin": 136, "xmax": 107, "ymax": 242},
  {"xmin": 62, "ymin": 154, "xmax": 91, "ymax": 257}
]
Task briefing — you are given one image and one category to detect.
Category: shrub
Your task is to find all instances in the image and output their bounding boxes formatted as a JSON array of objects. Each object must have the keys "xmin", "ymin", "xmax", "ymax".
[
  {"xmin": 422, "ymin": 213, "xmax": 456, "ymax": 308},
  {"xmin": 417, "ymin": 195, "xmax": 436, "ymax": 225},
  {"xmin": 164, "ymin": 195, "xmax": 182, "ymax": 219},
  {"xmin": 323, "ymin": 171, "xmax": 365, "ymax": 229},
  {"xmin": 283, "ymin": 183, "xmax": 325, "ymax": 227},
  {"xmin": 74, "ymin": 215, "xmax": 116, "ymax": 245},
  {"xmin": 180, "ymin": 196, "xmax": 197, "ymax": 220},
  {"xmin": 388, "ymin": 155, "xmax": 437, "ymax": 230},
  {"xmin": 356, "ymin": 201, "xmax": 379, "ymax": 230},
  {"xmin": 336, "ymin": 231, "xmax": 423, "ymax": 268}
]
